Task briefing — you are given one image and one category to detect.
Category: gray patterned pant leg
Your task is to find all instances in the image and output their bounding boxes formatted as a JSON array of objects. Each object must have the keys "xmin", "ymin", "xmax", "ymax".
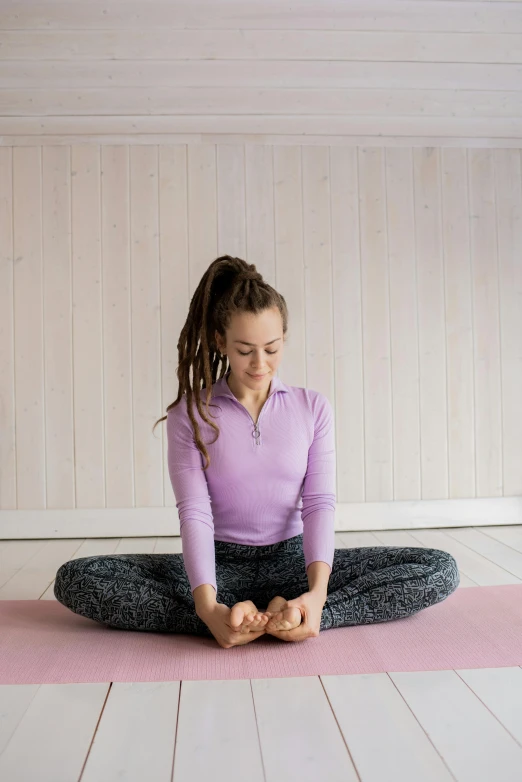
[
  {"xmin": 54, "ymin": 553, "xmax": 219, "ymax": 637},
  {"xmin": 318, "ymin": 545, "xmax": 461, "ymax": 631},
  {"xmin": 53, "ymin": 544, "xmax": 272, "ymax": 636},
  {"xmin": 249, "ymin": 539, "xmax": 460, "ymax": 632},
  {"xmin": 54, "ymin": 537, "xmax": 460, "ymax": 637}
]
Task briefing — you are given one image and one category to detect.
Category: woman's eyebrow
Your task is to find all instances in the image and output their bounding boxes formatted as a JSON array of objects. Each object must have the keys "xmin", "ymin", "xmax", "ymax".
[{"xmin": 233, "ymin": 338, "xmax": 281, "ymax": 346}]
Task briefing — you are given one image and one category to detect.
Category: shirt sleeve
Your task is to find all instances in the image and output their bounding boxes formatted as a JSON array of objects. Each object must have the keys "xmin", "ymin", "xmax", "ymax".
[
  {"xmin": 166, "ymin": 398, "xmax": 217, "ymax": 595},
  {"xmin": 301, "ymin": 392, "xmax": 336, "ymax": 575}
]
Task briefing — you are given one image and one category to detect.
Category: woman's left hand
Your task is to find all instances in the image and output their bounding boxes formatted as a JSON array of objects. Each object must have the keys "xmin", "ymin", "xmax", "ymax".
[{"xmin": 265, "ymin": 590, "xmax": 327, "ymax": 642}]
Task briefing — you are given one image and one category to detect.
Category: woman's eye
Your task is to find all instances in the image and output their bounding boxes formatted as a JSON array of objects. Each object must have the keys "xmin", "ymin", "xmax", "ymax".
[{"xmin": 238, "ymin": 350, "xmax": 277, "ymax": 356}]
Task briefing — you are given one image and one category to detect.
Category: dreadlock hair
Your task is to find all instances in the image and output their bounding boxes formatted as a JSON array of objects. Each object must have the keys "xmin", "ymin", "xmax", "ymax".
[{"xmin": 152, "ymin": 255, "xmax": 289, "ymax": 470}]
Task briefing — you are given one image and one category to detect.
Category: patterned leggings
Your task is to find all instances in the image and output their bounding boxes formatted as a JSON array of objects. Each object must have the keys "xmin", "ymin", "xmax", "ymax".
[{"xmin": 54, "ymin": 533, "xmax": 460, "ymax": 637}]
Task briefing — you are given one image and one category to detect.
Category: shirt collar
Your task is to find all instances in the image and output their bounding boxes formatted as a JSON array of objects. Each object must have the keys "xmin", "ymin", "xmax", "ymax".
[{"xmin": 211, "ymin": 370, "xmax": 290, "ymax": 400}]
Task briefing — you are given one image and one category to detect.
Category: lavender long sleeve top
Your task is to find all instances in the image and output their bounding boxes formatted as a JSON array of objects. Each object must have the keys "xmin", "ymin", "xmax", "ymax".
[{"xmin": 166, "ymin": 370, "xmax": 336, "ymax": 595}]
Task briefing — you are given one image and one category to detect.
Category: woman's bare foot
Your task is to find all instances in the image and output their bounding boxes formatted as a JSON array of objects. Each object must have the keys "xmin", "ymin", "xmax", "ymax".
[
  {"xmin": 229, "ymin": 600, "xmax": 272, "ymax": 634},
  {"xmin": 264, "ymin": 595, "xmax": 302, "ymax": 632}
]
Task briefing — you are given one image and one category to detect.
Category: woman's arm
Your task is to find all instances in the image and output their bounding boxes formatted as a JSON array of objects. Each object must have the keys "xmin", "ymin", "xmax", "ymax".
[
  {"xmin": 193, "ymin": 583, "xmax": 218, "ymax": 617},
  {"xmin": 166, "ymin": 402, "xmax": 218, "ymax": 598},
  {"xmin": 306, "ymin": 560, "xmax": 331, "ymax": 596}
]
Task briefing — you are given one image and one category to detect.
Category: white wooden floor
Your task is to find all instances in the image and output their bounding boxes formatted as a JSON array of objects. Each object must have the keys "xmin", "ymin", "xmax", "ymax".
[{"xmin": 1, "ymin": 526, "xmax": 522, "ymax": 782}]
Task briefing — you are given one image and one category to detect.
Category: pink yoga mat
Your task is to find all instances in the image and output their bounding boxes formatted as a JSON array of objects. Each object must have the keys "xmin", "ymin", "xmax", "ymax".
[{"xmin": 1, "ymin": 585, "xmax": 521, "ymax": 684}]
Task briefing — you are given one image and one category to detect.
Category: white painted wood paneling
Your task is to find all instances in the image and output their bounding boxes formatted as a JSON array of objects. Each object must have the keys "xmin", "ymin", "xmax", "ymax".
[
  {"xmin": 389, "ymin": 669, "xmax": 522, "ymax": 782},
  {"xmin": 1, "ymin": 1, "xmax": 522, "ymax": 145},
  {"xmin": 12, "ymin": 147, "xmax": 45, "ymax": 508},
  {"xmin": 43, "ymin": 147, "xmax": 75, "ymax": 509},
  {"xmin": 0, "ymin": 683, "xmax": 110, "ymax": 782},
  {"xmin": 252, "ymin": 676, "xmax": 359, "ymax": 781},
  {"xmin": 2, "ymin": 2, "xmax": 522, "ymax": 34},
  {"xmin": 158, "ymin": 144, "xmax": 189, "ymax": 509},
  {"xmin": 359, "ymin": 147, "xmax": 393, "ymax": 499},
  {"xmin": 130, "ymin": 146, "xmax": 163, "ymax": 507},
  {"xmin": 414, "ymin": 148, "xmax": 448, "ymax": 498},
  {"xmin": 496, "ymin": 149, "xmax": 522, "ymax": 497},
  {"xmin": 321, "ymin": 672, "xmax": 455, "ymax": 782},
  {"xmin": 273, "ymin": 145, "xmax": 307, "ymax": 388},
  {"xmin": 0, "ymin": 147, "xmax": 16, "ymax": 509},
  {"xmin": 456, "ymin": 667, "xmax": 522, "ymax": 748},
  {"xmin": 4, "ymin": 88, "xmax": 522, "ymax": 120},
  {"xmin": 386, "ymin": 149, "xmax": 420, "ymax": 500},
  {"xmin": 2, "ymin": 29, "xmax": 522, "ymax": 63},
  {"xmin": 173, "ymin": 680, "xmax": 265, "ymax": 782},
  {"xmin": 0, "ymin": 0, "xmax": 521, "ymax": 531},
  {"xmin": 81, "ymin": 682, "xmax": 180, "ymax": 782},
  {"xmin": 331, "ymin": 146, "xmax": 365, "ymax": 501},
  {"xmin": 303, "ymin": 146, "xmax": 335, "ymax": 403},
  {"xmin": 469, "ymin": 149, "xmax": 504, "ymax": 497},
  {"xmin": 102, "ymin": 145, "xmax": 134, "ymax": 508},
  {"xmin": 72, "ymin": 145, "xmax": 104, "ymax": 507},
  {"xmin": 442, "ymin": 148, "xmax": 476, "ymax": 498}
]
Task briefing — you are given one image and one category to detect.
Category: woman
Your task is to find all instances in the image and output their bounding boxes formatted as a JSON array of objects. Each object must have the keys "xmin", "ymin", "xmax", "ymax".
[{"xmin": 54, "ymin": 255, "xmax": 460, "ymax": 649}]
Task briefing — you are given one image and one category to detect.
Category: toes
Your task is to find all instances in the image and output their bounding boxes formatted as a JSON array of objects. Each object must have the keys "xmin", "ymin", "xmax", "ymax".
[
  {"xmin": 249, "ymin": 614, "xmax": 261, "ymax": 629},
  {"xmin": 252, "ymin": 613, "xmax": 270, "ymax": 628},
  {"xmin": 241, "ymin": 611, "xmax": 256, "ymax": 629},
  {"xmin": 242, "ymin": 600, "xmax": 257, "ymax": 630},
  {"xmin": 266, "ymin": 610, "xmax": 283, "ymax": 629},
  {"xmin": 237, "ymin": 609, "xmax": 263, "ymax": 632},
  {"xmin": 230, "ymin": 605, "xmax": 249, "ymax": 630},
  {"xmin": 266, "ymin": 596, "xmax": 287, "ymax": 613},
  {"xmin": 289, "ymin": 607, "xmax": 303, "ymax": 626},
  {"xmin": 246, "ymin": 612, "xmax": 258, "ymax": 628},
  {"xmin": 231, "ymin": 603, "xmax": 275, "ymax": 633},
  {"xmin": 266, "ymin": 607, "xmax": 301, "ymax": 631},
  {"xmin": 230, "ymin": 606, "xmax": 241, "ymax": 626},
  {"xmin": 231, "ymin": 601, "xmax": 257, "ymax": 628}
]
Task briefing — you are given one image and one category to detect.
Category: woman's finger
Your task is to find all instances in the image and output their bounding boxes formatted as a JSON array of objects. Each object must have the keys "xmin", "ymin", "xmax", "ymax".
[{"xmin": 267, "ymin": 625, "xmax": 309, "ymax": 642}]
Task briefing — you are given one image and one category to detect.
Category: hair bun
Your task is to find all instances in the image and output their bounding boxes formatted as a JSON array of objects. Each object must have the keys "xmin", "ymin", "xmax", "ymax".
[{"xmin": 236, "ymin": 265, "xmax": 262, "ymax": 283}]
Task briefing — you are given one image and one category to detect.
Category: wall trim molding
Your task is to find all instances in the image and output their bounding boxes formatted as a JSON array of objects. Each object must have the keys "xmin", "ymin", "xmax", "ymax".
[
  {"xmin": 2, "ymin": 136, "xmax": 522, "ymax": 148},
  {"xmin": 1, "ymin": 497, "xmax": 520, "ymax": 540}
]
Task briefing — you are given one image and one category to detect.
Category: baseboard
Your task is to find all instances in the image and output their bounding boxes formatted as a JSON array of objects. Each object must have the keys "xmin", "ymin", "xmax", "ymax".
[{"xmin": 0, "ymin": 496, "xmax": 521, "ymax": 539}]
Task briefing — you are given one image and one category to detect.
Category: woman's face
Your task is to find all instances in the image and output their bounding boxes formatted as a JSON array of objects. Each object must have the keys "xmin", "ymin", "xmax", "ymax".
[{"xmin": 216, "ymin": 307, "xmax": 285, "ymax": 391}]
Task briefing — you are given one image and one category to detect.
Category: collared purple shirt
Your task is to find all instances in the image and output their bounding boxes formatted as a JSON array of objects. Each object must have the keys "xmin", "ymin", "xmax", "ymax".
[{"xmin": 166, "ymin": 370, "xmax": 336, "ymax": 594}]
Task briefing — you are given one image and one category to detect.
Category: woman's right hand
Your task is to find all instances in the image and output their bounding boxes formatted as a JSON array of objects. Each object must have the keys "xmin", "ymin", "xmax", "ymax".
[{"xmin": 197, "ymin": 602, "xmax": 267, "ymax": 649}]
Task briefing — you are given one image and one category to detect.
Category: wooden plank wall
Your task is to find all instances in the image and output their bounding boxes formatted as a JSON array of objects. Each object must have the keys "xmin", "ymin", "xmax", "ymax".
[{"xmin": 0, "ymin": 2, "xmax": 521, "ymax": 519}]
